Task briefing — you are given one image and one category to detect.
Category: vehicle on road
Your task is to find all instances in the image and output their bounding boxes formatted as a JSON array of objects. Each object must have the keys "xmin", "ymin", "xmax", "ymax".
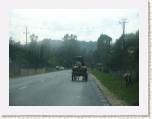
[
  {"xmin": 59, "ymin": 66, "xmax": 64, "ymax": 70},
  {"xmin": 72, "ymin": 56, "xmax": 88, "ymax": 81},
  {"xmin": 56, "ymin": 66, "xmax": 64, "ymax": 70}
]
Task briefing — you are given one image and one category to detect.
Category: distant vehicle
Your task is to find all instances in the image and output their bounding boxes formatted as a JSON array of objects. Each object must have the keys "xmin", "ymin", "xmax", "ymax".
[
  {"xmin": 72, "ymin": 56, "xmax": 88, "ymax": 81},
  {"xmin": 56, "ymin": 66, "xmax": 64, "ymax": 70},
  {"xmin": 59, "ymin": 66, "xmax": 64, "ymax": 70},
  {"xmin": 56, "ymin": 66, "xmax": 60, "ymax": 70}
]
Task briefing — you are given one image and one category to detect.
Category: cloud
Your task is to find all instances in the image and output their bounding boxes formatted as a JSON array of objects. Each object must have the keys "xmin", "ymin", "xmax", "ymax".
[{"xmin": 10, "ymin": 9, "xmax": 139, "ymax": 43}]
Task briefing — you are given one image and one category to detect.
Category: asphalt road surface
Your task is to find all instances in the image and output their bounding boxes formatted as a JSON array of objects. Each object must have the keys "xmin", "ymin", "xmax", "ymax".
[{"xmin": 9, "ymin": 70, "xmax": 110, "ymax": 106}]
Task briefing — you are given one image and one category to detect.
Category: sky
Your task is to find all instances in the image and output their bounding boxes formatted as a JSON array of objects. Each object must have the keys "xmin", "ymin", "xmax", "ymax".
[{"xmin": 9, "ymin": 9, "xmax": 139, "ymax": 43}]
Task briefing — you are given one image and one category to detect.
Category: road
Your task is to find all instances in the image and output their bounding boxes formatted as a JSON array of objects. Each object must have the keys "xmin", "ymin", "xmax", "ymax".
[{"xmin": 9, "ymin": 70, "xmax": 110, "ymax": 106}]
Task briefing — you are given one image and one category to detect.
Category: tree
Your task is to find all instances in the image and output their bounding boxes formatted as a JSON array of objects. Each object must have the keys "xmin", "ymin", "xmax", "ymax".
[
  {"xmin": 97, "ymin": 34, "xmax": 112, "ymax": 71},
  {"xmin": 60, "ymin": 34, "xmax": 80, "ymax": 67},
  {"xmin": 108, "ymin": 31, "xmax": 139, "ymax": 78}
]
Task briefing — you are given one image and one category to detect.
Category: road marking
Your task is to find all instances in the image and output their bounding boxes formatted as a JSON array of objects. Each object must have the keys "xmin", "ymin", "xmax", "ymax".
[{"xmin": 18, "ymin": 86, "xmax": 27, "ymax": 90}]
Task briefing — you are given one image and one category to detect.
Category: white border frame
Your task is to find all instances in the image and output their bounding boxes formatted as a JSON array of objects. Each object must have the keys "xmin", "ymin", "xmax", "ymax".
[{"xmin": 0, "ymin": 0, "xmax": 148, "ymax": 116}]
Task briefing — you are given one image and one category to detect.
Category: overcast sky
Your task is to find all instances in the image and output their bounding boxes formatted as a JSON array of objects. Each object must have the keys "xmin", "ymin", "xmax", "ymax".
[{"xmin": 9, "ymin": 9, "xmax": 139, "ymax": 43}]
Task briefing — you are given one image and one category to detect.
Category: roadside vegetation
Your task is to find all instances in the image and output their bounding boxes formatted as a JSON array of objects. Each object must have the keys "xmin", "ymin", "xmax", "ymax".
[
  {"xmin": 89, "ymin": 31, "xmax": 139, "ymax": 105},
  {"xmin": 9, "ymin": 34, "xmax": 96, "ymax": 77},
  {"xmin": 90, "ymin": 69, "xmax": 139, "ymax": 105}
]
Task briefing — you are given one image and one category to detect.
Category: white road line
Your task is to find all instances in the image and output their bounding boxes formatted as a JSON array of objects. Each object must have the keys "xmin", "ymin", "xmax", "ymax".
[{"xmin": 18, "ymin": 86, "xmax": 27, "ymax": 90}]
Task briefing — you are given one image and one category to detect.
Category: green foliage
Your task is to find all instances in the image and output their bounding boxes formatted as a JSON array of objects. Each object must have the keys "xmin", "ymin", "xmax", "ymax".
[
  {"xmin": 59, "ymin": 34, "xmax": 80, "ymax": 67},
  {"xmin": 9, "ymin": 31, "xmax": 139, "ymax": 80},
  {"xmin": 96, "ymin": 32, "xmax": 139, "ymax": 79},
  {"xmin": 91, "ymin": 69, "xmax": 139, "ymax": 105},
  {"xmin": 97, "ymin": 34, "xmax": 112, "ymax": 51},
  {"xmin": 9, "ymin": 33, "xmax": 82, "ymax": 70},
  {"xmin": 96, "ymin": 34, "xmax": 112, "ymax": 70}
]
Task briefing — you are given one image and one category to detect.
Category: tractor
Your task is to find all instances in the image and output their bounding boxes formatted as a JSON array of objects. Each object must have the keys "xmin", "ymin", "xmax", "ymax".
[{"xmin": 72, "ymin": 56, "xmax": 88, "ymax": 81}]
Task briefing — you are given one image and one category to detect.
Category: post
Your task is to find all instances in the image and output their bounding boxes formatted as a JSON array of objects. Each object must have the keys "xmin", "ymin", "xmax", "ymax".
[
  {"xmin": 26, "ymin": 27, "xmax": 27, "ymax": 45},
  {"xmin": 24, "ymin": 26, "xmax": 29, "ymax": 45},
  {"xmin": 119, "ymin": 18, "xmax": 128, "ymax": 49}
]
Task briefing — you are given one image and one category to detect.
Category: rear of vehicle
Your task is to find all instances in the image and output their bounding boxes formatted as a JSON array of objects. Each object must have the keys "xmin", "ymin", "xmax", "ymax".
[{"xmin": 72, "ymin": 56, "xmax": 88, "ymax": 81}]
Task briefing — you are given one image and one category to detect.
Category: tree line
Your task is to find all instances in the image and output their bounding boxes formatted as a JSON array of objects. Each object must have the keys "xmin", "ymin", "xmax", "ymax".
[{"xmin": 9, "ymin": 31, "xmax": 139, "ymax": 80}]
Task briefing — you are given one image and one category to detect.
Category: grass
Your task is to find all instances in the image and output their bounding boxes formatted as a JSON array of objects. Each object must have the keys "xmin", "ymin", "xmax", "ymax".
[{"xmin": 90, "ymin": 69, "xmax": 139, "ymax": 105}]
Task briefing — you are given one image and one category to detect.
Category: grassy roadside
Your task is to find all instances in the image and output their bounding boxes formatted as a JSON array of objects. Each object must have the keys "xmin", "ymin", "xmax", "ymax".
[{"xmin": 90, "ymin": 69, "xmax": 139, "ymax": 105}]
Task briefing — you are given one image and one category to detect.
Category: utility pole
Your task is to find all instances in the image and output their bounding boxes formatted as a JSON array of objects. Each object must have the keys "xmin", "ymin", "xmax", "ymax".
[
  {"xmin": 119, "ymin": 18, "xmax": 128, "ymax": 49},
  {"xmin": 24, "ymin": 26, "xmax": 29, "ymax": 45}
]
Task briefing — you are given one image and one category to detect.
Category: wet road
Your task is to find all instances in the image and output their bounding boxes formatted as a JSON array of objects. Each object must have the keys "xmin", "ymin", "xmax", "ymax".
[{"xmin": 9, "ymin": 70, "xmax": 110, "ymax": 106}]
